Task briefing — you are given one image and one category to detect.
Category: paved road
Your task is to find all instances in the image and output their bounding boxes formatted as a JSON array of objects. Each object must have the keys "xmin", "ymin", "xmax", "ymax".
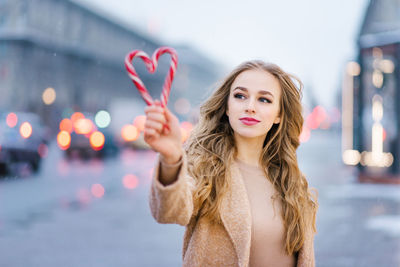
[
  {"xmin": 298, "ymin": 130, "xmax": 400, "ymax": 267},
  {"xmin": 0, "ymin": 130, "xmax": 399, "ymax": 266}
]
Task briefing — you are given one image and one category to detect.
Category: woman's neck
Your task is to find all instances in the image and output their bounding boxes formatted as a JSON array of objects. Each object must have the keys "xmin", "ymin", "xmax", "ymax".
[{"xmin": 234, "ymin": 134, "xmax": 264, "ymax": 167}]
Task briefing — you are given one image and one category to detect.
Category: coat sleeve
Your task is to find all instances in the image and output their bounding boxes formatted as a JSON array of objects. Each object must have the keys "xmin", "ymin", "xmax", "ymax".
[
  {"xmin": 296, "ymin": 227, "xmax": 315, "ymax": 267},
  {"xmin": 149, "ymin": 151, "xmax": 197, "ymax": 226}
]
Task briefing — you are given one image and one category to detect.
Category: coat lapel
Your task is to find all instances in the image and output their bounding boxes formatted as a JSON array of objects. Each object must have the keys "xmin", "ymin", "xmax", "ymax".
[
  {"xmin": 219, "ymin": 160, "xmax": 315, "ymax": 267},
  {"xmin": 220, "ymin": 161, "xmax": 252, "ymax": 267}
]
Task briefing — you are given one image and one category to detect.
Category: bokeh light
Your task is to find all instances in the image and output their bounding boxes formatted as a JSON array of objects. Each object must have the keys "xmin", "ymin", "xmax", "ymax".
[
  {"xmin": 74, "ymin": 118, "xmax": 93, "ymax": 134},
  {"xmin": 372, "ymin": 47, "xmax": 383, "ymax": 58},
  {"xmin": 181, "ymin": 127, "xmax": 189, "ymax": 143},
  {"xmin": 372, "ymin": 94, "xmax": 383, "ymax": 121},
  {"xmin": 306, "ymin": 113, "xmax": 319, "ymax": 130},
  {"xmin": 90, "ymin": 131, "xmax": 105, "ymax": 150},
  {"xmin": 42, "ymin": 87, "xmax": 56, "ymax": 105},
  {"xmin": 95, "ymin": 110, "xmax": 111, "ymax": 128},
  {"xmin": 91, "ymin": 184, "xmax": 105, "ymax": 198},
  {"xmin": 346, "ymin": 61, "xmax": 360, "ymax": 76},
  {"xmin": 59, "ymin": 118, "xmax": 73, "ymax": 133},
  {"xmin": 380, "ymin": 59, "xmax": 395, "ymax": 73},
  {"xmin": 342, "ymin": 149, "xmax": 361, "ymax": 165},
  {"xmin": 57, "ymin": 131, "xmax": 71, "ymax": 150},
  {"xmin": 71, "ymin": 112, "xmax": 85, "ymax": 124},
  {"xmin": 372, "ymin": 69, "xmax": 383, "ymax": 88},
  {"xmin": 319, "ymin": 117, "xmax": 331, "ymax": 130},
  {"xmin": 306, "ymin": 105, "xmax": 328, "ymax": 130},
  {"xmin": 360, "ymin": 151, "xmax": 393, "ymax": 167},
  {"xmin": 133, "ymin": 115, "xmax": 146, "ymax": 132},
  {"xmin": 20, "ymin": 122, "xmax": 32, "ymax": 138},
  {"xmin": 174, "ymin": 98, "xmax": 191, "ymax": 115},
  {"xmin": 121, "ymin": 124, "xmax": 139, "ymax": 141},
  {"xmin": 299, "ymin": 126, "xmax": 311, "ymax": 143},
  {"xmin": 123, "ymin": 174, "xmax": 139, "ymax": 189},
  {"xmin": 180, "ymin": 121, "xmax": 193, "ymax": 143},
  {"xmin": 6, "ymin": 112, "xmax": 18, "ymax": 128},
  {"xmin": 180, "ymin": 121, "xmax": 193, "ymax": 132}
]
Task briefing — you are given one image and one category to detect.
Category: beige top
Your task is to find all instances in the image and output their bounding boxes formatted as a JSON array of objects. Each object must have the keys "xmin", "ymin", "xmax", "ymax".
[{"xmin": 235, "ymin": 158, "xmax": 296, "ymax": 267}]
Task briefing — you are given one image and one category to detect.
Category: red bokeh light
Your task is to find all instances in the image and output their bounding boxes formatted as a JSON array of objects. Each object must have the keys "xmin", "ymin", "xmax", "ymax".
[
  {"xmin": 91, "ymin": 184, "xmax": 105, "ymax": 198},
  {"xmin": 59, "ymin": 118, "xmax": 73, "ymax": 133},
  {"xmin": 180, "ymin": 121, "xmax": 193, "ymax": 132},
  {"xmin": 6, "ymin": 113, "xmax": 18, "ymax": 128},
  {"xmin": 70, "ymin": 112, "xmax": 85, "ymax": 124},
  {"xmin": 133, "ymin": 115, "xmax": 146, "ymax": 132},
  {"xmin": 123, "ymin": 174, "xmax": 139, "ymax": 189},
  {"xmin": 306, "ymin": 105, "xmax": 328, "ymax": 130},
  {"xmin": 299, "ymin": 126, "xmax": 311, "ymax": 143}
]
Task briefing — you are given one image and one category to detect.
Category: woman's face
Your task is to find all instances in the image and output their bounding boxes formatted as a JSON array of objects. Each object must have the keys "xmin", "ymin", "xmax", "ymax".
[{"xmin": 226, "ymin": 69, "xmax": 282, "ymax": 141}]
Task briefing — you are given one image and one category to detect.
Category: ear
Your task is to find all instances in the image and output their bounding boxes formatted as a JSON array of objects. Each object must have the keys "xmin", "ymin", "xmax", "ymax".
[
  {"xmin": 226, "ymin": 108, "xmax": 229, "ymax": 117},
  {"xmin": 273, "ymin": 116, "xmax": 281, "ymax": 124}
]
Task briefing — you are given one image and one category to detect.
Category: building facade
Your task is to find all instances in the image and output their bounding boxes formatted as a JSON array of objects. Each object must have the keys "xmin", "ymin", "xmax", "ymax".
[
  {"xmin": 349, "ymin": 0, "xmax": 400, "ymax": 182},
  {"xmin": 0, "ymin": 0, "xmax": 221, "ymax": 132}
]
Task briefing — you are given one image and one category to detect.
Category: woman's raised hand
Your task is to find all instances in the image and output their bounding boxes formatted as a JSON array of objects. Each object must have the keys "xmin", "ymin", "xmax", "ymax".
[{"xmin": 144, "ymin": 101, "xmax": 183, "ymax": 164}]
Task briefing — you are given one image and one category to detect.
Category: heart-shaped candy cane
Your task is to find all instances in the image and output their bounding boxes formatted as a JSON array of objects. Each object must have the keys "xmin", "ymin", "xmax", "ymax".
[{"xmin": 124, "ymin": 46, "xmax": 178, "ymax": 108}]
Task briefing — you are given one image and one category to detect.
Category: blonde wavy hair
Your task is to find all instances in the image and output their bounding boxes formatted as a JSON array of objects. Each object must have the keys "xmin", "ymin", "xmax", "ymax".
[{"xmin": 185, "ymin": 60, "xmax": 318, "ymax": 255}]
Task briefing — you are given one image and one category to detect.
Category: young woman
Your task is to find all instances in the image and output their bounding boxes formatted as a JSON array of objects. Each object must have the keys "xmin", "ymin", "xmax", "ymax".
[{"xmin": 144, "ymin": 60, "xmax": 318, "ymax": 267}]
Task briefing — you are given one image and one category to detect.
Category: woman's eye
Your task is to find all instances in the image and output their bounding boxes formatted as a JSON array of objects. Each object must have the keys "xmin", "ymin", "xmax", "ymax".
[
  {"xmin": 234, "ymin": 93, "xmax": 245, "ymax": 99},
  {"xmin": 260, "ymin": 97, "xmax": 272, "ymax": 103}
]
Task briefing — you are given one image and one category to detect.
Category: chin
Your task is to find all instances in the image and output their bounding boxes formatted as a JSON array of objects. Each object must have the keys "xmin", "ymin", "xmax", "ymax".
[{"xmin": 234, "ymin": 130, "xmax": 266, "ymax": 140}]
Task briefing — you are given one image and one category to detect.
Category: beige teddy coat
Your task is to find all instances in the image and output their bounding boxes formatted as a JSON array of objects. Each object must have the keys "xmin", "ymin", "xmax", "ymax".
[{"xmin": 149, "ymin": 152, "xmax": 316, "ymax": 267}]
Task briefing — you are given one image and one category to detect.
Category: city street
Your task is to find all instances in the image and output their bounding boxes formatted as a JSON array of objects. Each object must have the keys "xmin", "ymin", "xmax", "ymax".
[
  {"xmin": 1, "ymin": 0, "xmax": 398, "ymax": 266},
  {"xmin": 0, "ymin": 130, "xmax": 399, "ymax": 267}
]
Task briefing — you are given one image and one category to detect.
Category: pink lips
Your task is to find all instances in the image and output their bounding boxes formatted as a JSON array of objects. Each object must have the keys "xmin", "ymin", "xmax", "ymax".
[{"xmin": 239, "ymin": 117, "xmax": 260, "ymax": 126}]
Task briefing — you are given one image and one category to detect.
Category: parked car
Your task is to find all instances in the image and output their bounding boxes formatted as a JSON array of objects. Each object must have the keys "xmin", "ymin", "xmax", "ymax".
[
  {"xmin": 65, "ymin": 129, "xmax": 118, "ymax": 159},
  {"xmin": 0, "ymin": 112, "xmax": 49, "ymax": 175},
  {"xmin": 61, "ymin": 113, "xmax": 119, "ymax": 159}
]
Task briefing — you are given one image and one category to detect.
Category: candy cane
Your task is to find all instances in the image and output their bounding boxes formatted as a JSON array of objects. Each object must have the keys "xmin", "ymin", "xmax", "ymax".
[{"xmin": 124, "ymin": 46, "xmax": 178, "ymax": 108}]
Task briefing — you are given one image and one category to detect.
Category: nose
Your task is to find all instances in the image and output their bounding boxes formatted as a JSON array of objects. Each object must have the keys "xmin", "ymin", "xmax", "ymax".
[{"xmin": 245, "ymin": 97, "xmax": 256, "ymax": 114}]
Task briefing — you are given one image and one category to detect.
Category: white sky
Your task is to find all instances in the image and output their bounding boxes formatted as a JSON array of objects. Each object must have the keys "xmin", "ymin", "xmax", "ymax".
[{"xmin": 78, "ymin": 0, "xmax": 369, "ymax": 108}]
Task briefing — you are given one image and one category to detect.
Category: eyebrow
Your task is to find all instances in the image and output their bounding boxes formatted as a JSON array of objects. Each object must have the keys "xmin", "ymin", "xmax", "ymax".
[{"xmin": 233, "ymin": 86, "xmax": 274, "ymax": 98}]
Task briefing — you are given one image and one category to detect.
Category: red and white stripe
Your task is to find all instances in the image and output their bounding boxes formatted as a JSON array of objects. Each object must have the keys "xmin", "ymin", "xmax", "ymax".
[{"xmin": 124, "ymin": 46, "xmax": 178, "ymax": 107}]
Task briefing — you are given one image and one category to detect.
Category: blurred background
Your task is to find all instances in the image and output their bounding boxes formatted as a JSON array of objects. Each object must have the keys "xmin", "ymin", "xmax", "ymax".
[{"xmin": 0, "ymin": 0, "xmax": 399, "ymax": 266}]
